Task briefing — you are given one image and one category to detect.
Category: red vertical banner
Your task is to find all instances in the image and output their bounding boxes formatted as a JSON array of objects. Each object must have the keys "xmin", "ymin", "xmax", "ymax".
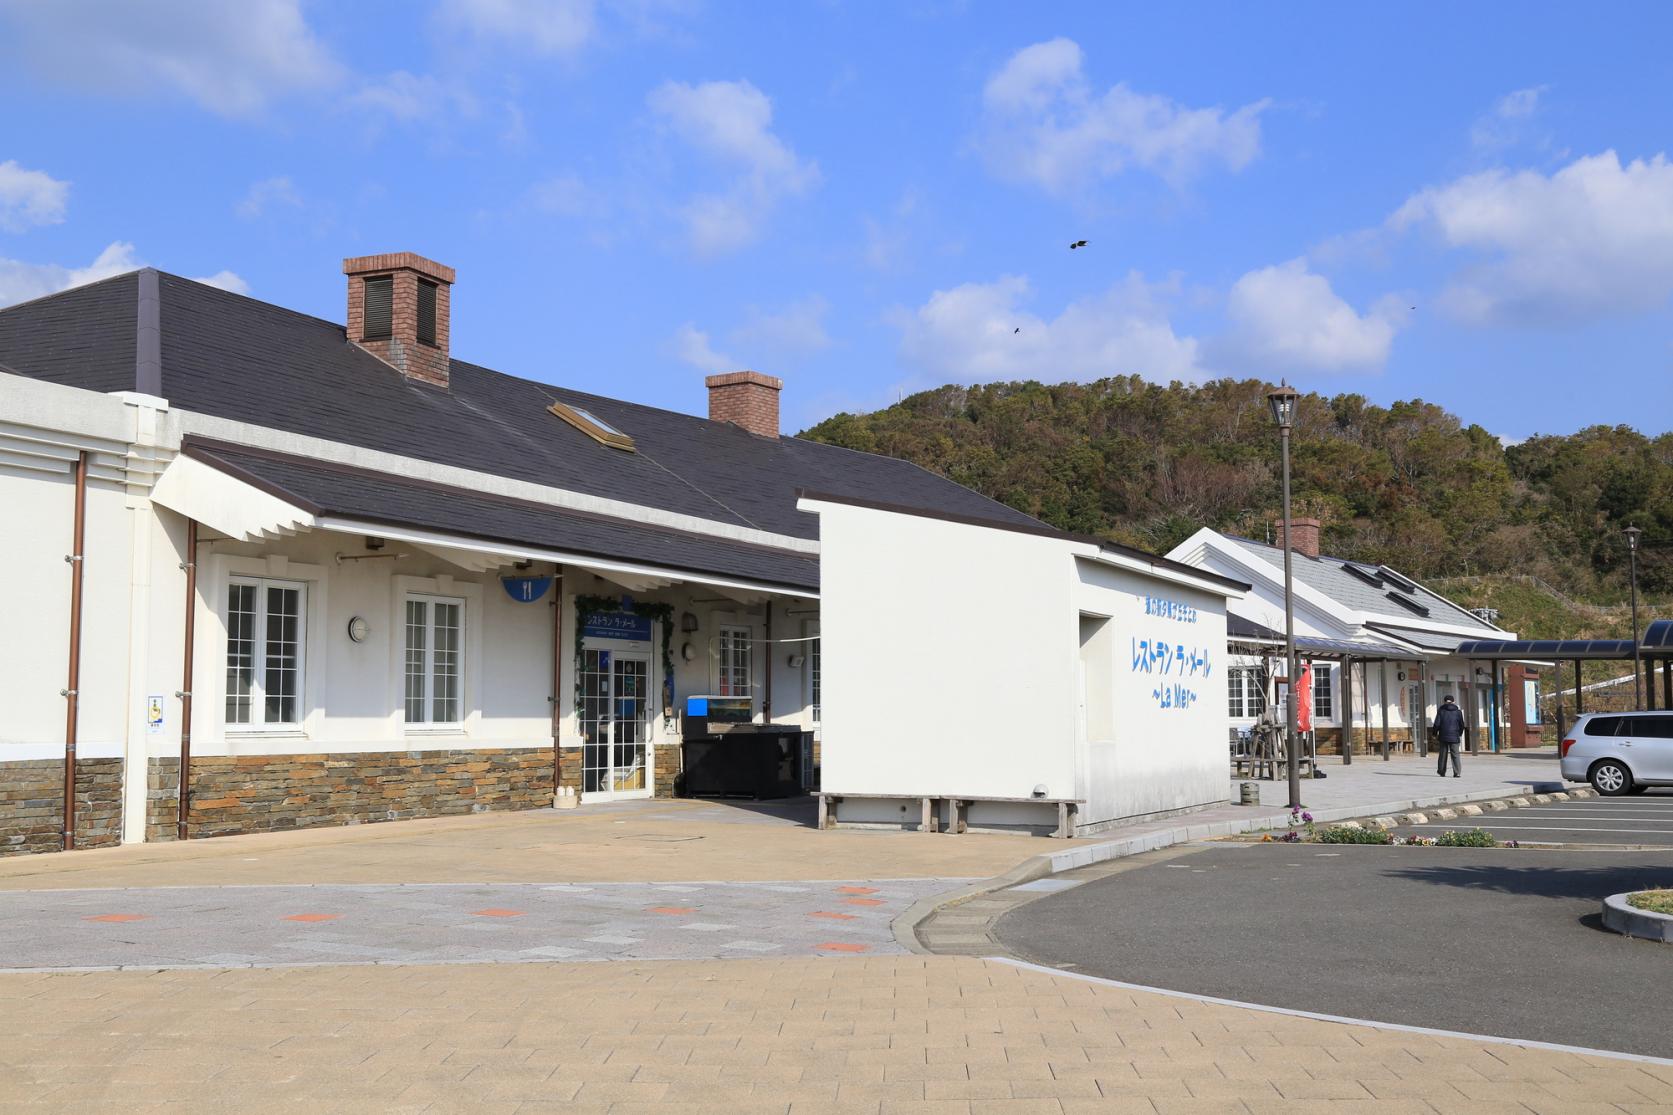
[{"xmin": 1297, "ymin": 661, "xmax": 1314, "ymax": 732}]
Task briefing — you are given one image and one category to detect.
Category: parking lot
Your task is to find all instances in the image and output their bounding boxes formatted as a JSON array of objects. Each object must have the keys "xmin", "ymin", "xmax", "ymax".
[
  {"xmin": 996, "ymin": 842, "xmax": 1673, "ymax": 1059},
  {"xmin": 1391, "ymin": 788, "xmax": 1673, "ymax": 848}
]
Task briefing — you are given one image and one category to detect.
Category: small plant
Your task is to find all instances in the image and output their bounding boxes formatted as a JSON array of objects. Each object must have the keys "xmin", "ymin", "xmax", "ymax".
[
  {"xmin": 1435, "ymin": 828, "xmax": 1498, "ymax": 848},
  {"xmin": 1398, "ymin": 835, "xmax": 1437, "ymax": 846},
  {"xmin": 1284, "ymin": 810, "xmax": 1316, "ymax": 842},
  {"xmin": 1318, "ymin": 825, "xmax": 1393, "ymax": 845}
]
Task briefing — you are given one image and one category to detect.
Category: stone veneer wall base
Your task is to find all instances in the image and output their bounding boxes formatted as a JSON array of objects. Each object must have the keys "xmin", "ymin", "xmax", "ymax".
[
  {"xmin": 145, "ymin": 747, "xmax": 554, "ymax": 842},
  {"xmin": 0, "ymin": 757, "xmax": 123, "ymax": 857}
]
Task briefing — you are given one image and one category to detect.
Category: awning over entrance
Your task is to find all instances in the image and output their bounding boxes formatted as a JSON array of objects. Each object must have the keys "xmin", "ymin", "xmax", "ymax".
[
  {"xmin": 150, "ymin": 438, "xmax": 820, "ymax": 599},
  {"xmin": 1454, "ymin": 637, "xmax": 1636, "ymax": 659},
  {"xmin": 1296, "ymin": 635, "xmax": 1423, "ymax": 661}
]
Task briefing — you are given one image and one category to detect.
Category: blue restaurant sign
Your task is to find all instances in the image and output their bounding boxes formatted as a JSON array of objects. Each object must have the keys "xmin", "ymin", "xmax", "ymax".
[
  {"xmin": 583, "ymin": 610, "xmax": 654, "ymax": 642},
  {"xmin": 501, "ymin": 576, "xmax": 552, "ymax": 603}
]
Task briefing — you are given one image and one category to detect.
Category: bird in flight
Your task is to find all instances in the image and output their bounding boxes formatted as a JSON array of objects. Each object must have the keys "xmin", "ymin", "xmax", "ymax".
[
  {"xmin": 1069, "ymin": 240, "xmax": 1088, "ymax": 249},
  {"xmin": 1013, "ymin": 327, "xmax": 1020, "ymax": 333}
]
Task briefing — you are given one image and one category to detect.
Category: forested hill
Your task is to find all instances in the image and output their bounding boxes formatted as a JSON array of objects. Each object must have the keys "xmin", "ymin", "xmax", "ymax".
[{"xmin": 799, "ymin": 377, "xmax": 1673, "ymax": 598}]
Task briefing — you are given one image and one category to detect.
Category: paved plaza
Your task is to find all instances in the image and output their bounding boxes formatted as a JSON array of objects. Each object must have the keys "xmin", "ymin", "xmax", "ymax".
[
  {"xmin": 0, "ymin": 878, "xmax": 962, "ymax": 970},
  {"xmin": 5, "ymin": 954, "xmax": 1672, "ymax": 1114},
  {"xmin": 7, "ymin": 779, "xmax": 1671, "ymax": 1112}
]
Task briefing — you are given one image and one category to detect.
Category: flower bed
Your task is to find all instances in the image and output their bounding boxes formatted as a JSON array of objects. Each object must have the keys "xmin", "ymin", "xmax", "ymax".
[{"xmin": 1254, "ymin": 811, "xmax": 1519, "ymax": 848}]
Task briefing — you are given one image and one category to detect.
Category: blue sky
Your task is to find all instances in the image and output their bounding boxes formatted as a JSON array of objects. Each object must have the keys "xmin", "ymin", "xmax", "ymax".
[{"xmin": 2, "ymin": 1, "xmax": 1671, "ymax": 438}]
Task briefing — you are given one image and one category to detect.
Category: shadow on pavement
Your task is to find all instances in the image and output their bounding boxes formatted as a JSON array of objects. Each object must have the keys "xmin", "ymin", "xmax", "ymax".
[{"xmin": 1383, "ymin": 861, "xmax": 1673, "ymax": 901}]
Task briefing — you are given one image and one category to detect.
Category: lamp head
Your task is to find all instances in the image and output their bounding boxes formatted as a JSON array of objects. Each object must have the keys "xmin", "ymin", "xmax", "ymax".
[
  {"xmin": 1266, "ymin": 382, "xmax": 1299, "ymax": 430},
  {"xmin": 1625, "ymin": 525, "xmax": 1642, "ymax": 552}
]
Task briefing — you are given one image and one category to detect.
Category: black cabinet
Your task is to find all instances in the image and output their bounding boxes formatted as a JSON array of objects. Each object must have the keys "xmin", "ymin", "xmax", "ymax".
[{"xmin": 680, "ymin": 729, "xmax": 809, "ymax": 800}]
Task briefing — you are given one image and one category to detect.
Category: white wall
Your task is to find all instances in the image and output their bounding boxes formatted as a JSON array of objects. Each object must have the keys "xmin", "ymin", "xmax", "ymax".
[
  {"xmin": 1073, "ymin": 558, "xmax": 1229, "ymax": 826},
  {"xmin": 817, "ymin": 503, "xmax": 1079, "ymax": 814},
  {"xmin": 813, "ymin": 500, "xmax": 1234, "ymax": 831}
]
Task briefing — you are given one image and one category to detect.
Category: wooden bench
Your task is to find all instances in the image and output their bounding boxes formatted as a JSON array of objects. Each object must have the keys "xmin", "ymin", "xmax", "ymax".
[{"xmin": 817, "ymin": 793, "xmax": 1085, "ymax": 839}]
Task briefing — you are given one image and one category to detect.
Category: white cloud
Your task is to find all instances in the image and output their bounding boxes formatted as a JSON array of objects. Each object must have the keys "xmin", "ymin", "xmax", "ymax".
[
  {"xmin": 1470, "ymin": 85, "xmax": 1548, "ymax": 153},
  {"xmin": 193, "ymin": 270, "xmax": 250, "ymax": 294},
  {"xmin": 670, "ymin": 323, "xmax": 736, "ymax": 374},
  {"xmin": 646, "ymin": 78, "xmax": 819, "ymax": 254},
  {"xmin": 235, "ymin": 175, "xmax": 301, "ymax": 219},
  {"xmin": 351, "ymin": 71, "xmax": 480, "ymax": 124},
  {"xmin": 891, "ymin": 272, "xmax": 1203, "ymax": 385},
  {"xmin": 0, "ymin": 0, "xmax": 340, "ymax": 116},
  {"xmin": 1214, "ymin": 259, "xmax": 1406, "ymax": 373},
  {"xmin": 979, "ymin": 38, "xmax": 1269, "ymax": 193},
  {"xmin": 0, "ymin": 242, "xmax": 245, "ymax": 308},
  {"xmin": 438, "ymin": 0, "xmax": 596, "ymax": 57},
  {"xmin": 0, "ymin": 160, "xmax": 69, "ymax": 232},
  {"xmin": 1391, "ymin": 150, "xmax": 1673, "ymax": 325},
  {"xmin": 731, "ymin": 296, "xmax": 831, "ymax": 360}
]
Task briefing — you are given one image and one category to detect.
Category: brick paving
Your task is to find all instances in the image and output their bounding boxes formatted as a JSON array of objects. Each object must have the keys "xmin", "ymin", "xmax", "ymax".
[
  {"xmin": 3, "ymin": 956, "xmax": 1669, "ymax": 1113},
  {"xmin": 0, "ymin": 879, "xmax": 963, "ymax": 969}
]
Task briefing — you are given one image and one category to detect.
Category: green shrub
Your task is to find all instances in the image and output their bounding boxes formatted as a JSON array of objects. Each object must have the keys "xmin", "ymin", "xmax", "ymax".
[
  {"xmin": 1435, "ymin": 828, "xmax": 1498, "ymax": 847},
  {"xmin": 1318, "ymin": 826, "xmax": 1393, "ymax": 844}
]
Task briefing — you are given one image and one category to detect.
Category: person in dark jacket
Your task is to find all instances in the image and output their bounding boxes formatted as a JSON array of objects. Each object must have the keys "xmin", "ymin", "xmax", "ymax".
[{"xmin": 1433, "ymin": 696, "xmax": 1466, "ymax": 777}]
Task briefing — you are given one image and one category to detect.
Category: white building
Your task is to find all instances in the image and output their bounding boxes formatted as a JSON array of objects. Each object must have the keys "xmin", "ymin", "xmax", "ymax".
[
  {"xmin": 1167, "ymin": 520, "xmax": 1516, "ymax": 754},
  {"xmin": 0, "ymin": 253, "xmax": 1243, "ymax": 855}
]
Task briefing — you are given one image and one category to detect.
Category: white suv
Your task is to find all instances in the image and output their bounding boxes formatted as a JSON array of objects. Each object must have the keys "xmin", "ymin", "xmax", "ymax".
[{"xmin": 1560, "ymin": 711, "xmax": 1673, "ymax": 795}]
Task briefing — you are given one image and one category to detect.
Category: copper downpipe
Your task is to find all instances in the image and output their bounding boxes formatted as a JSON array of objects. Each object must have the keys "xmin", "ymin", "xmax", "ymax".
[
  {"xmin": 61, "ymin": 451, "xmax": 88, "ymax": 851},
  {"xmin": 177, "ymin": 520, "xmax": 199, "ymax": 841}
]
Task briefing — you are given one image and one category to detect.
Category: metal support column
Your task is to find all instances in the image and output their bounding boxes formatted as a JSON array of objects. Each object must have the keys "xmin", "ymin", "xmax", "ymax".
[
  {"xmin": 1379, "ymin": 659, "xmax": 1390, "ymax": 761},
  {"xmin": 1663, "ymin": 657, "xmax": 1671, "ymax": 710},
  {"xmin": 1574, "ymin": 660, "xmax": 1584, "ymax": 714},
  {"xmin": 1341, "ymin": 656, "xmax": 1354, "ymax": 765},
  {"xmin": 1488, "ymin": 661, "xmax": 1501, "ymax": 753}
]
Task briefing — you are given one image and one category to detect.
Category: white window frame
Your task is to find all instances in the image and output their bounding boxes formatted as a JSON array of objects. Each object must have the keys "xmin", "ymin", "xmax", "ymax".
[
  {"xmin": 1311, "ymin": 663, "xmax": 1334, "ymax": 721},
  {"xmin": 403, "ymin": 592, "xmax": 466, "ymax": 728},
  {"xmin": 804, "ymin": 620, "xmax": 821, "ymax": 726},
  {"xmin": 717, "ymin": 623, "xmax": 752, "ymax": 699},
  {"xmin": 1228, "ymin": 666, "xmax": 1267, "ymax": 720},
  {"xmin": 224, "ymin": 576, "xmax": 308, "ymax": 730}
]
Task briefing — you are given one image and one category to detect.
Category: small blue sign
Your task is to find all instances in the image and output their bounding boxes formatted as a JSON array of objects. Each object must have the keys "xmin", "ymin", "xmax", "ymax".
[
  {"xmin": 686, "ymin": 696, "xmax": 710, "ymax": 716},
  {"xmin": 584, "ymin": 611, "xmax": 653, "ymax": 642},
  {"xmin": 501, "ymin": 576, "xmax": 552, "ymax": 603}
]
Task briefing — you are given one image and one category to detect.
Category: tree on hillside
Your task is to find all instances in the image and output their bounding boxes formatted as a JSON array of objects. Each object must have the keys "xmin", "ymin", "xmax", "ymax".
[{"xmin": 800, "ymin": 378, "xmax": 1671, "ymax": 596}]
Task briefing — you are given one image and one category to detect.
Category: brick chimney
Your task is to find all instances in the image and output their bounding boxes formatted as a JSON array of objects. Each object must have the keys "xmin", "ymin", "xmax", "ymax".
[
  {"xmin": 1274, "ymin": 517, "xmax": 1321, "ymax": 559},
  {"xmin": 343, "ymin": 252, "xmax": 455, "ymax": 387},
  {"xmin": 705, "ymin": 370, "xmax": 781, "ymax": 438}
]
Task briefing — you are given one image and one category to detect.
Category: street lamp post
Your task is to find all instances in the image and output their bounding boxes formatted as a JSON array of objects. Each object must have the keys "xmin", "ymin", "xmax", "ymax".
[
  {"xmin": 1267, "ymin": 383, "xmax": 1302, "ymax": 811},
  {"xmin": 1627, "ymin": 526, "xmax": 1643, "ymax": 708}
]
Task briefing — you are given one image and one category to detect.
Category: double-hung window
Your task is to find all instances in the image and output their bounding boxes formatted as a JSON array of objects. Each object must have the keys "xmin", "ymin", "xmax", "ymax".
[
  {"xmin": 405, "ymin": 595, "xmax": 463, "ymax": 725},
  {"xmin": 1228, "ymin": 667, "xmax": 1266, "ymax": 719},
  {"xmin": 1311, "ymin": 664, "xmax": 1334, "ymax": 720},
  {"xmin": 717, "ymin": 625, "xmax": 751, "ymax": 698},
  {"xmin": 226, "ymin": 578, "xmax": 306, "ymax": 727}
]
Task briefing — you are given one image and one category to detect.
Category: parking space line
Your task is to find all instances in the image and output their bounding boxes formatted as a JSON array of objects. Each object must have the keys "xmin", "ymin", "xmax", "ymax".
[{"xmin": 1404, "ymin": 824, "xmax": 1673, "ymax": 835}]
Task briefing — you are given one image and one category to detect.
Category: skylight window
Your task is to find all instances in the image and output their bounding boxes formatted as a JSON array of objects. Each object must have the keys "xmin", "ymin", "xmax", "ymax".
[
  {"xmin": 1386, "ymin": 591, "xmax": 1430, "ymax": 617},
  {"xmin": 548, "ymin": 401, "xmax": 635, "ymax": 451}
]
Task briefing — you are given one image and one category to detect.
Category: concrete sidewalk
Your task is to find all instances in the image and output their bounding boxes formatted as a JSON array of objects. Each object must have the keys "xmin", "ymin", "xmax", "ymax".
[{"xmin": 5, "ymin": 955, "xmax": 1670, "ymax": 1113}]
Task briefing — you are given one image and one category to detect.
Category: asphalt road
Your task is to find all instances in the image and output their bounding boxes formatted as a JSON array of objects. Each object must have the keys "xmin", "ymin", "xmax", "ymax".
[
  {"xmin": 1393, "ymin": 788, "xmax": 1673, "ymax": 848},
  {"xmin": 995, "ymin": 843, "xmax": 1673, "ymax": 1059}
]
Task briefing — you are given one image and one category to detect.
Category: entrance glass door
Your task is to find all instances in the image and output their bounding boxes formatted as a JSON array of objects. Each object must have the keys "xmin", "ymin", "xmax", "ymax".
[
  {"xmin": 1407, "ymin": 685, "xmax": 1426, "ymax": 755},
  {"xmin": 580, "ymin": 649, "xmax": 651, "ymax": 797}
]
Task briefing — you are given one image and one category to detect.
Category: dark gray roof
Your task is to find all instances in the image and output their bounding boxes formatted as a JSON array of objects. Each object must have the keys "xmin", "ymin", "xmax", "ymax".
[
  {"xmin": 0, "ymin": 270, "xmax": 1044, "ymax": 544},
  {"xmin": 1366, "ymin": 624, "xmax": 1465, "ymax": 653},
  {"xmin": 1228, "ymin": 536, "xmax": 1500, "ymax": 633},
  {"xmin": 184, "ymin": 440, "xmax": 819, "ymax": 591}
]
